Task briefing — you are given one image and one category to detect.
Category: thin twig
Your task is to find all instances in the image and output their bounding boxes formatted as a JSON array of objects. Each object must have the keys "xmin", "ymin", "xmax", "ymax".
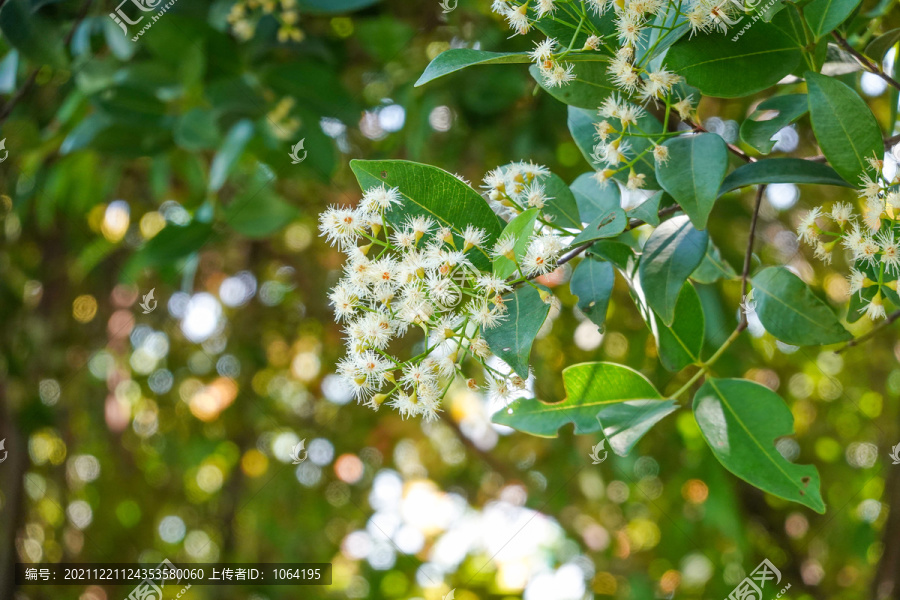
[
  {"xmin": 837, "ymin": 308, "xmax": 900, "ymax": 353},
  {"xmin": 738, "ymin": 184, "xmax": 766, "ymax": 332},
  {"xmin": 685, "ymin": 119, "xmax": 756, "ymax": 163},
  {"xmin": 832, "ymin": 32, "xmax": 900, "ymax": 92}
]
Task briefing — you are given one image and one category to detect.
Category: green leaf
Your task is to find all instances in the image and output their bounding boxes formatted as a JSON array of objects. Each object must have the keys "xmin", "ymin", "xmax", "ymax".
[
  {"xmin": 483, "ymin": 285, "xmax": 550, "ymax": 379},
  {"xmin": 570, "ymin": 255, "xmax": 615, "ymax": 329},
  {"xmin": 493, "ymin": 208, "xmax": 540, "ymax": 280},
  {"xmin": 296, "ymin": 0, "xmax": 381, "ymax": 13},
  {"xmin": 0, "ymin": 49, "xmax": 18, "ymax": 94},
  {"xmin": 653, "ymin": 282, "xmax": 704, "ymax": 372},
  {"xmin": 492, "ymin": 362, "xmax": 662, "ymax": 436},
  {"xmin": 656, "ymin": 133, "xmax": 728, "ymax": 230},
  {"xmin": 350, "ymin": 159, "xmax": 504, "ymax": 271},
  {"xmin": 666, "ymin": 16, "xmax": 802, "ymax": 98},
  {"xmin": 752, "ymin": 266, "xmax": 852, "ymax": 345},
  {"xmin": 805, "ymin": 0, "xmax": 862, "ymax": 39},
  {"xmin": 691, "ymin": 239, "xmax": 737, "ymax": 284},
  {"xmin": 596, "ymin": 399, "xmax": 679, "ymax": 456},
  {"xmin": 694, "ymin": 378, "xmax": 825, "ymax": 513},
  {"xmin": 638, "ymin": 215, "xmax": 708, "ymax": 326},
  {"xmin": 122, "ymin": 222, "xmax": 214, "ymax": 283},
  {"xmin": 416, "ymin": 49, "xmax": 531, "ymax": 87},
  {"xmin": 223, "ymin": 166, "xmax": 295, "ymax": 238},
  {"xmin": 865, "ymin": 28, "xmax": 900, "ymax": 60},
  {"xmin": 628, "ymin": 190, "xmax": 663, "ymax": 227},
  {"xmin": 739, "ymin": 94, "xmax": 809, "ymax": 154},
  {"xmin": 541, "ymin": 173, "xmax": 582, "ymax": 228},
  {"xmin": 529, "ymin": 61, "xmax": 616, "ymax": 109},
  {"xmin": 0, "ymin": 0, "xmax": 67, "ymax": 69},
  {"xmin": 571, "ymin": 209, "xmax": 627, "ymax": 245},
  {"xmin": 719, "ymin": 158, "xmax": 852, "ymax": 195},
  {"xmin": 209, "ymin": 120, "xmax": 254, "ymax": 193},
  {"xmin": 571, "ymin": 172, "xmax": 620, "ymax": 224},
  {"xmin": 590, "ymin": 241, "xmax": 635, "ymax": 271},
  {"xmin": 806, "ymin": 72, "xmax": 882, "ymax": 184},
  {"xmin": 174, "ymin": 108, "xmax": 222, "ymax": 152}
]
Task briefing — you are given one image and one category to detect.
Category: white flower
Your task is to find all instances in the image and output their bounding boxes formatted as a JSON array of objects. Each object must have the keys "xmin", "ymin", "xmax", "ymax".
[
  {"xmin": 543, "ymin": 62, "xmax": 576, "ymax": 87},
  {"xmin": 360, "ymin": 184, "xmax": 402, "ymax": 213},
  {"xmin": 390, "ymin": 390, "xmax": 419, "ymax": 419},
  {"xmin": 858, "ymin": 236, "xmax": 881, "ymax": 267},
  {"xmin": 475, "ymin": 274, "xmax": 512, "ymax": 295},
  {"xmin": 426, "ymin": 273, "xmax": 460, "ymax": 308},
  {"xmin": 830, "ymin": 202, "xmax": 853, "ymax": 226},
  {"xmin": 328, "ymin": 282, "xmax": 358, "ymax": 322},
  {"xmin": 504, "ymin": 3, "xmax": 531, "ymax": 35},
  {"xmin": 469, "ymin": 300, "xmax": 505, "ymax": 329},
  {"xmin": 522, "ymin": 234, "xmax": 561, "ymax": 276},
  {"xmin": 796, "ymin": 207, "xmax": 821, "ymax": 245},
  {"xmin": 462, "ymin": 225, "xmax": 488, "ymax": 252},
  {"xmin": 848, "ymin": 268, "xmax": 866, "ymax": 295},
  {"xmin": 879, "ymin": 230, "xmax": 900, "ymax": 274},
  {"xmin": 615, "ymin": 11, "xmax": 643, "ymax": 46},
  {"xmin": 318, "ymin": 205, "xmax": 364, "ymax": 249},
  {"xmin": 861, "ymin": 293, "xmax": 887, "ymax": 320},
  {"xmin": 535, "ymin": 0, "xmax": 557, "ymax": 17},
  {"xmin": 524, "ymin": 182, "xmax": 550, "ymax": 209},
  {"xmin": 653, "ymin": 144, "xmax": 669, "ymax": 164},
  {"xmin": 530, "ymin": 37, "xmax": 556, "ymax": 63},
  {"xmin": 402, "ymin": 362, "xmax": 438, "ymax": 389},
  {"xmin": 492, "ymin": 236, "xmax": 517, "ymax": 261},
  {"xmin": 640, "ymin": 68, "xmax": 681, "ymax": 103},
  {"xmin": 405, "ymin": 215, "xmax": 435, "ymax": 242},
  {"xmin": 488, "ymin": 376, "xmax": 513, "ymax": 402}
]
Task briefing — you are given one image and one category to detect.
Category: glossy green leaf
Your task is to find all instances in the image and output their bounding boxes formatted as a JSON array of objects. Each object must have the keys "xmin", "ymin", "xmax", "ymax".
[
  {"xmin": 752, "ymin": 266, "xmax": 852, "ymax": 345},
  {"xmin": 719, "ymin": 158, "xmax": 852, "ymax": 195},
  {"xmin": 571, "ymin": 209, "xmax": 627, "ymax": 245},
  {"xmin": 122, "ymin": 222, "xmax": 214, "ymax": 282},
  {"xmin": 350, "ymin": 159, "xmax": 504, "ymax": 271},
  {"xmin": 656, "ymin": 133, "xmax": 728, "ymax": 230},
  {"xmin": 571, "ymin": 172, "xmax": 620, "ymax": 224},
  {"xmin": 694, "ymin": 378, "xmax": 826, "ymax": 513},
  {"xmin": 739, "ymin": 94, "xmax": 808, "ymax": 154},
  {"xmin": 0, "ymin": 0, "xmax": 67, "ymax": 69},
  {"xmin": 656, "ymin": 282, "xmax": 705, "ymax": 371},
  {"xmin": 596, "ymin": 399, "xmax": 679, "ymax": 456},
  {"xmin": 639, "ymin": 215, "xmax": 708, "ymax": 326},
  {"xmin": 541, "ymin": 173, "xmax": 582, "ymax": 228},
  {"xmin": 628, "ymin": 190, "xmax": 664, "ymax": 227},
  {"xmin": 483, "ymin": 285, "xmax": 550, "ymax": 379},
  {"xmin": 805, "ymin": 0, "xmax": 862, "ymax": 39},
  {"xmin": 691, "ymin": 239, "xmax": 737, "ymax": 284},
  {"xmin": 865, "ymin": 28, "xmax": 900, "ymax": 60},
  {"xmin": 493, "ymin": 209, "xmax": 540, "ymax": 280},
  {"xmin": 209, "ymin": 120, "xmax": 254, "ymax": 193},
  {"xmin": 529, "ymin": 61, "xmax": 615, "ymax": 109},
  {"xmin": 416, "ymin": 49, "xmax": 531, "ymax": 87},
  {"xmin": 666, "ymin": 17, "xmax": 802, "ymax": 98},
  {"xmin": 590, "ymin": 241, "xmax": 635, "ymax": 271},
  {"xmin": 571, "ymin": 256, "xmax": 615, "ymax": 329},
  {"xmin": 175, "ymin": 108, "xmax": 221, "ymax": 152},
  {"xmin": 492, "ymin": 362, "xmax": 662, "ymax": 436},
  {"xmin": 806, "ymin": 72, "xmax": 882, "ymax": 184},
  {"xmin": 223, "ymin": 167, "xmax": 295, "ymax": 238}
]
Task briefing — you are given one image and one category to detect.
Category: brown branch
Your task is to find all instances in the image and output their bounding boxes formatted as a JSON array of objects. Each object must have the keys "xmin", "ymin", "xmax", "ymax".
[
  {"xmin": 684, "ymin": 118, "xmax": 756, "ymax": 163},
  {"xmin": 738, "ymin": 184, "xmax": 766, "ymax": 332},
  {"xmin": 832, "ymin": 32, "xmax": 900, "ymax": 92},
  {"xmin": 837, "ymin": 308, "xmax": 900, "ymax": 353}
]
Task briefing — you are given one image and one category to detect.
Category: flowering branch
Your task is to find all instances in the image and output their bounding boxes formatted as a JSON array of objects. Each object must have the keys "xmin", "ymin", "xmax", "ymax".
[{"xmin": 837, "ymin": 307, "xmax": 900, "ymax": 353}]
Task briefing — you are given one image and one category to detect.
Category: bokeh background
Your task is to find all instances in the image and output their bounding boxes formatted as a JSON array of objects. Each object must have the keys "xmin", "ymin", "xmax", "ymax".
[{"xmin": 2, "ymin": 0, "xmax": 900, "ymax": 599}]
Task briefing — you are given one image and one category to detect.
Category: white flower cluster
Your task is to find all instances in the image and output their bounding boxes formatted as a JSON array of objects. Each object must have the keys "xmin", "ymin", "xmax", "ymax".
[
  {"xmin": 798, "ymin": 149, "xmax": 900, "ymax": 320},
  {"xmin": 490, "ymin": 2, "xmax": 701, "ymax": 189},
  {"xmin": 319, "ymin": 163, "xmax": 568, "ymax": 420}
]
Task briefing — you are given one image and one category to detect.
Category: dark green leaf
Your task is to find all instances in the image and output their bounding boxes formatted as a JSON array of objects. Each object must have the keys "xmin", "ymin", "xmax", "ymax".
[
  {"xmin": 805, "ymin": 0, "xmax": 862, "ymax": 39},
  {"xmin": 739, "ymin": 94, "xmax": 808, "ymax": 154},
  {"xmin": 174, "ymin": 108, "xmax": 222, "ymax": 152},
  {"xmin": 296, "ymin": 0, "xmax": 381, "ymax": 13},
  {"xmin": 691, "ymin": 239, "xmax": 737, "ymax": 284},
  {"xmin": 628, "ymin": 190, "xmax": 663, "ymax": 227},
  {"xmin": 223, "ymin": 167, "xmax": 295, "ymax": 238},
  {"xmin": 416, "ymin": 49, "xmax": 531, "ymax": 87},
  {"xmin": 571, "ymin": 172, "xmax": 620, "ymax": 224},
  {"xmin": 541, "ymin": 173, "xmax": 582, "ymax": 228},
  {"xmin": 656, "ymin": 133, "xmax": 728, "ymax": 230},
  {"xmin": 865, "ymin": 28, "xmax": 900, "ymax": 60},
  {"xmin": 493, "ymin": 208, "xmax": 539, "ymax": 279},
  {"xmin": 666, "ymin": 16, "xmax": 802, "ymax": 98},
  {"xmin": 596, "ymin": 399, "xmax": 679, "ymax": 456},
  {"xmin": 571, "ymin": 255, "xmax": 615, "ymax": 329},
  {"xmin": 483, "ymin": 285, "xmax": 550, "ymax": 379},
  {"xmin": 638, "ymin": 215, "xmax": 708, "ymax": 326},
  {"xmin": 492, "ymin": 362, "xmax": 662, "ymax": 436},
  {"xmin": 694, "ymin": 378, "xmax": 826, "ymax": 513},
  {"xmin": 351, "ymin": 159, "xmax": 504, "ymax": 271},
  {"xmin": 122, "ymin": 222, "xmax": 214, "ymax": 282},
  {"xmin": 0, "ymin": 0, "xmax": 67, "ymax": 69},
  {"xmin": 571, "ymin": 209, "xmax": 627, "ymax": 245},
  {"xmin": 719, "ymin": 158, "xmax": 852, "ymax": 195},
  {"xmin": 653, "ymin": 282, "xmax": 704, "ymax": 372},
  {"xmin": 806, "ymin": 72, "xmax": 882, "ymax": 184},
  {"xmin": 752, "ymin": 266, "xmax": 852, "ymax": 345},
  {"xmin": 209, "ymin": 120, "xmax": 254, "ymax": 193}
]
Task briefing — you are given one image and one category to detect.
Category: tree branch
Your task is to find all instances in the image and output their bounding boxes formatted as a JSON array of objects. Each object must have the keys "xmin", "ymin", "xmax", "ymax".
[
  {"xmin": 832, "ymin": 32, "xmax": 900, "ymax": 92},
  {"xmin": 738, "ymin": 184, "xmax": 766, "ymax": 332},
  {"xmin": 837, "ymin": 308, "xmax": 900, "ymax": 353},
  {"xmin": 684, "ymin": 118, "xmax": 756, "ymax": 163}
]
